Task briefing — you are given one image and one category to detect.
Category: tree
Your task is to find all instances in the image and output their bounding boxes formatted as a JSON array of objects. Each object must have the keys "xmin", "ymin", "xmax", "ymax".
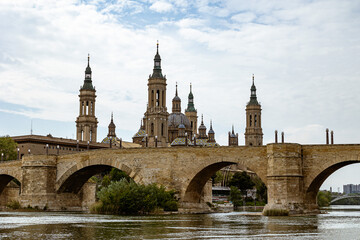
[
  {"xmin": 253, "ymin": 176, "xmax": 267, "ymax": 203},
  {"xmin": 229, "ymin": 186, "xmax": 243, "ymax": 207},
  {"xmin": 229, "ymin": 171, "xmax": 255, "ymax": 194},
  {"xmin": 317, "ymin": 191, "xmax": 331, "ymax": 207},
  {"xmin": 0, "ymin": 136, "xmax": 17, "ymax": 161}
]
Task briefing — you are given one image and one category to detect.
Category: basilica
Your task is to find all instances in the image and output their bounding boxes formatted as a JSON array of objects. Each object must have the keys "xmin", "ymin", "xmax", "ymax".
[{"xmin": 75, "ymin": 43, "xmax": 263, "ymax": 148}]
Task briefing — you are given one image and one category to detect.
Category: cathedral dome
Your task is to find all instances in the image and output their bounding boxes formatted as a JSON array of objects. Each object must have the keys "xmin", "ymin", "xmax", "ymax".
[{"xmin": 168, "ymin": 113, "xmax": 191, "ymax": 128}]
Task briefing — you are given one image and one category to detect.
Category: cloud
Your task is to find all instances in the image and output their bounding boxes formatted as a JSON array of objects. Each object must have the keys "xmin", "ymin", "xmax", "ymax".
[
  {"xmin": 231, "ymin": 12, "xmax": 256, "ymax": 23},
  {"xmin": 149, "ymin": 1, "xmax": 174, "ymax": 13}
]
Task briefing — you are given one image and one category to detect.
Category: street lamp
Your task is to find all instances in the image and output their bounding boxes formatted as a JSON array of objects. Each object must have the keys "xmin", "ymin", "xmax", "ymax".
[
  {"xmin": 87, "ymin": 141, "xmax": 90, "ymax": 151},
  {"xmin": 155, "ymin": 136, "xmax": 158, "ymax": 148},
  {"xmin": 1, "ymin": 153, "xmax": 3, "ymax": 161},
  {"xmin": 120, "ymin": 138, "xmax": 122, "ymax": 148},
  {"xmin": 28, "ymin": 149, "xmax": 31, "ymax": 155},
  {"xmin": 57, "ymin": 145, "xmax": 59, "ymax": 155},
  {"xmin": 46, "ymin": 144, "xmax": 49, "ymax": 155},
  {"xmin": 17, "ymin": 148, "xmax": 20, "ymax": 160}
]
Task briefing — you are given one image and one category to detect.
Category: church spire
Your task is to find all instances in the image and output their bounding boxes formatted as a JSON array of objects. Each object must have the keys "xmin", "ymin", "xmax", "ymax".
[
  {"xmin": 82, "ymin": 54, "xmax": 94, "ymax": 90},
  {"xmin": 151, "ymin": 40, "xmax": 163, "ymax": 78},
  {"xmin": 186, "ymin": 83, "xmax": 196, "ymax": 112},
  {"xmin": 172, "ymin": 82, "xmax": 181, "ymax": 113},
  {"xmin": 248, "ymin": 74, "xmax": 259, "ymax": 105},
  {"xmin": 107, "ymin": 112, "xmax": 116, "ymax": 138}
]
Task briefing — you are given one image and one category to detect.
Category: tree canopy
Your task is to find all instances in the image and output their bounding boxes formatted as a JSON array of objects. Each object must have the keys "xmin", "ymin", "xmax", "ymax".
[
  {"xmin": 0, "ymin": 136, "xmax": 17, "ymax": 161},
  {"xmin": 229, "ymin": 171, "xmax": 255, "ymax": 194}
]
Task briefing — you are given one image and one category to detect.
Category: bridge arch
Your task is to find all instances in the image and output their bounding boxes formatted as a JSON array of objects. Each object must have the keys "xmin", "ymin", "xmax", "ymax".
[
  {"xmin": 331, "ymin": 195, "xmax": 360, "ymax": 204},
  {"xmin": 0, "ymin": 174, "xmax": 21, "ymax": 195},
  {"xmin": 183, "ymin": 158, "xmax": 268, "ymax": 203},
  {"xmin": 56, "ymin": 159, "xmax": 137, "ymax": 194},
  {"xmin": 305, "ymin": 160, "xmax": 360, "ymax": 206}
]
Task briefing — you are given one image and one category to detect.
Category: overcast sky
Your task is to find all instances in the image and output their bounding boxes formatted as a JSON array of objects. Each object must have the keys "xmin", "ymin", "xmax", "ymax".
[{"xmin": 0, "ymin": 0, "xmax": 359, "ymax": 192}]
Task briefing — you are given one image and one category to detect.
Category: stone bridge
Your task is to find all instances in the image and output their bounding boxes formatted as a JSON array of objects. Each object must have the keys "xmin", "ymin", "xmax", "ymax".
[{"xmin": 0, "ymin": 143, "xmax": 359, "ymax": 214}]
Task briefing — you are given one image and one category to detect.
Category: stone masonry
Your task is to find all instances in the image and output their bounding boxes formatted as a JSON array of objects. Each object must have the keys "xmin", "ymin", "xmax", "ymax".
[{"xmin": 0, "ymin": 144, "xmax": 359, "ymax": 214}]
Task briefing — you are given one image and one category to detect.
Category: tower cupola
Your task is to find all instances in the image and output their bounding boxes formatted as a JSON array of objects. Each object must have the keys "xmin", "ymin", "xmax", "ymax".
[
  {"xmin": 107, "ymin": 112, "xmax": 116, "ymax": 138},
  {"xmin": 151, "ymin": 41, "xmax": 163, "ymax": 79},
  {"xmin": 248, "ymin": 74, "xmax": 259, "ymax": 105},
  {"xmin": 82, "ymin": 54, "xmax": 94, "ymax": 90},
  {"xmin": 198, "ymin": 115, "xmax": 207, "ymax": 139},
  {"xmin": 185, "ymin": 83, "xmax": 196, "ymax": 112},
  {"xmin": 172, "ymin": 83, "xmax": 181, "ymax": 113}
]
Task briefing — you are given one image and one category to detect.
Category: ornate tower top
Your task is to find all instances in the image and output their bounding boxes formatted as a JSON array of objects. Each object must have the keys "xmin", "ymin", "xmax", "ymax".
[
  {"xmin": 185, "ymin": 83, "xmax": 196, "ymax": 112},
  {"xmin": 82, "ymin": 54, "xmax": 94, "ymax": 90},
  {"xmin": 172, "ymin": 83, "xmax": 181, "ymax": 113},
  {"xmin": 107, "ymin": 112, "xmax": 116, "ymax": 138},
  {"xmin": 151, "ymin": 41, "xmax": 164, "ymax": 79},
  {"xmin": 248, "ymin": 74, "xmax": 259, "ymax": 106},
  {"xmin": 208, "ymin": 120, "xmax": 214, "ymax": 134}
]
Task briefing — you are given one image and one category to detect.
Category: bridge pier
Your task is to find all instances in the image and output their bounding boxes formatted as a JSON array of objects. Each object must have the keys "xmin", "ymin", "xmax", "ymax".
[
  {"xmin": 19, "ymin": 155, "xmax": 95, "ymax": 211},
  {"xmin": 263, "ymin": 143, "xmax": 317, "ymax": 215},
  {"xmin": 20, "ymin": 155, "xmax": 57, "ymax": 209}
]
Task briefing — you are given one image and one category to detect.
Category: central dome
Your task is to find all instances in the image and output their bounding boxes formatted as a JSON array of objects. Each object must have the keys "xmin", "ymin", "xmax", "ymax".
[{"xmin": 168, "ymin": 112, "xmax": 191, "ymax": 128}]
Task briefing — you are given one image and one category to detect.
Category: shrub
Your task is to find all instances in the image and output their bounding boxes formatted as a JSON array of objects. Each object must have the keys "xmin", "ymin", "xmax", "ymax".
[
  {"xmin": 93, "ymin": 179, "xmax": 178, "ymax": 215},
  {"xmin": 7, "ymin": 200, "xmax": 20, "ymax": 209}
]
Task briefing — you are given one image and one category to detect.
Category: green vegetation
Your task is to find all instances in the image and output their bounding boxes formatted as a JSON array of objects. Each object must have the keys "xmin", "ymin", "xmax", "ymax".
[
  {"xmin": 91, "ymin": 178, "xmax": 178, "ymax": 215},
  {"xmin": 229, "ymin": 172, "xmax": 255, "ymax": 194},
  {"xmin": 263, "ymin": 209, "xmax": 289, "ymax": 216},
  {"xmin": 227, "ymin": 171, "xmax": 267, "ymax": 207},
  {"xmin": 6, "ymin": 200, "xmax": 21, "ymax": 209},
  {"xmin": 211, "ymin": 171, "xmax": 233, "ymax": 186},
  {"xmin": 0, "ymin": 136, "xmax": 17, "ymax": 161},
  {"xmin": 317, "ymin": 191, "xmax": 332, "ymax": 207},
  {"xmin": 229, "ymin": 186, "xmax": 243, "ymax": 207}
]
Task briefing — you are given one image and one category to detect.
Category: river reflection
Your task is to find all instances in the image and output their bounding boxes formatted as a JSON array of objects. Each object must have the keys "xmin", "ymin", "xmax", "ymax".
[{"xmin": 0, "ymin": 206, "xmax": 360, "ymax": 239}]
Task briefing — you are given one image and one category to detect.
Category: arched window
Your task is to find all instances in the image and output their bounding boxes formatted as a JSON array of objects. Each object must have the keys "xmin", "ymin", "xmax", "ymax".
[
  {"xmin": 249, "ymin": 115, "xmax": 252, "ymax": 127},
  {"xmin": 151, "ymin": 90, "xmax": 154, "ymax": 107},
  {"xmin": 254, "ymin": 114, "xmax": 257, "ymax": 127},
  {"xmin": 156, "ymin": 90, "xmax": 160, "ymax": 106},
  {"xmin": 161, "ymin": 123, "xmax": 164, "ymax": 136}
]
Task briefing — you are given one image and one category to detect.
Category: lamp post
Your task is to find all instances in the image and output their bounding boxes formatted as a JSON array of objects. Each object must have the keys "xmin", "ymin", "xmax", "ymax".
[
  {"xmin": 57, "ymin": 145, "xmax": 59, "ymax": 155},
  {"xmin": 120, "ymin": 138, "xmax": 122, "ymax": 148},
  {"xmin": 145, "ymin": 134, "xmax": 148, "ymax": 147},
  {"xmin": 46, "ymin": 144, "xmax": 49, "ymax": 155},
  {"xmin": 17, "ymin": 148, "xmax": 20, "ymax": 160},
  {"xmin": 1, "ymin": 153, "xmax": 3, "ymax": 161},
  {"xmin": 76, "ymin": 140, "xmax": 79, "ymax": 151},
  {"xmin": 87, "ymin": 141, "xmax": 90, "ymax": 151},
  {"xmin": 193, "ymin": 134, "xmax": 196, "ymax": 146},
  {"xmin": 28, "ymin": 149, "xmax": 31, "ymax": 155},
  {"xmin": 155, "ymin": 136, "xmax": 158, "ymax": 148},
  {"xmin": 185, "ymin": 132, "xmax": 188, "ymax": 146}
]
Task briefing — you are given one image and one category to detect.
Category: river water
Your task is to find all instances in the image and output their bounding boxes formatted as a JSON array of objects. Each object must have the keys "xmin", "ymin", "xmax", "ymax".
[{"xmin": 0, "ymin": 206, "xmax": 359, "ymax": 240}]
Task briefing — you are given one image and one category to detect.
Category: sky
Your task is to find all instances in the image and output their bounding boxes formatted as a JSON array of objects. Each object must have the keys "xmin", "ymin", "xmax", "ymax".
[{"xmin": 0, "ymin": 0, "xmax": 360, "ymax": 192}]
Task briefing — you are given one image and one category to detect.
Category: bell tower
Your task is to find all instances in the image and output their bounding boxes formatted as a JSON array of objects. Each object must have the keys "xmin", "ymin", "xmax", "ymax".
[
  {"xmin": 245, "ymin": 75, "xmax": 263, "ymax": 146},
  {"xmin": 144, "ymin": 42, "xmax": 169, "ymax": 147},
  {"xmin": 185, "ymin": 83, "xmax": 198, "ymax": 136},
  {"xmin": 76, "ymin": 54, "xmax": 98, "ymax": 142}
]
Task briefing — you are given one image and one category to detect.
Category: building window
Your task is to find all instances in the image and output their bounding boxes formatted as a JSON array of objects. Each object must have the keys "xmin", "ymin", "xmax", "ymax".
[
  {"xmin": 254, "ymin": 114, "xmax": 257, "ymax": 127},
  {"xmin": 151, "ymin": 123, "xmax": 154, "ymax": 135},
  {"xmin": 156, "ymin": 90, "xmax": 160, "ymax": 107},
  {"xmin": 161, "ymin": 123, "xmax": 164, "ymax": 136},
  {"xmin": 249, "ymin": 115, "xmax": 252, "ymax": 127}
]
